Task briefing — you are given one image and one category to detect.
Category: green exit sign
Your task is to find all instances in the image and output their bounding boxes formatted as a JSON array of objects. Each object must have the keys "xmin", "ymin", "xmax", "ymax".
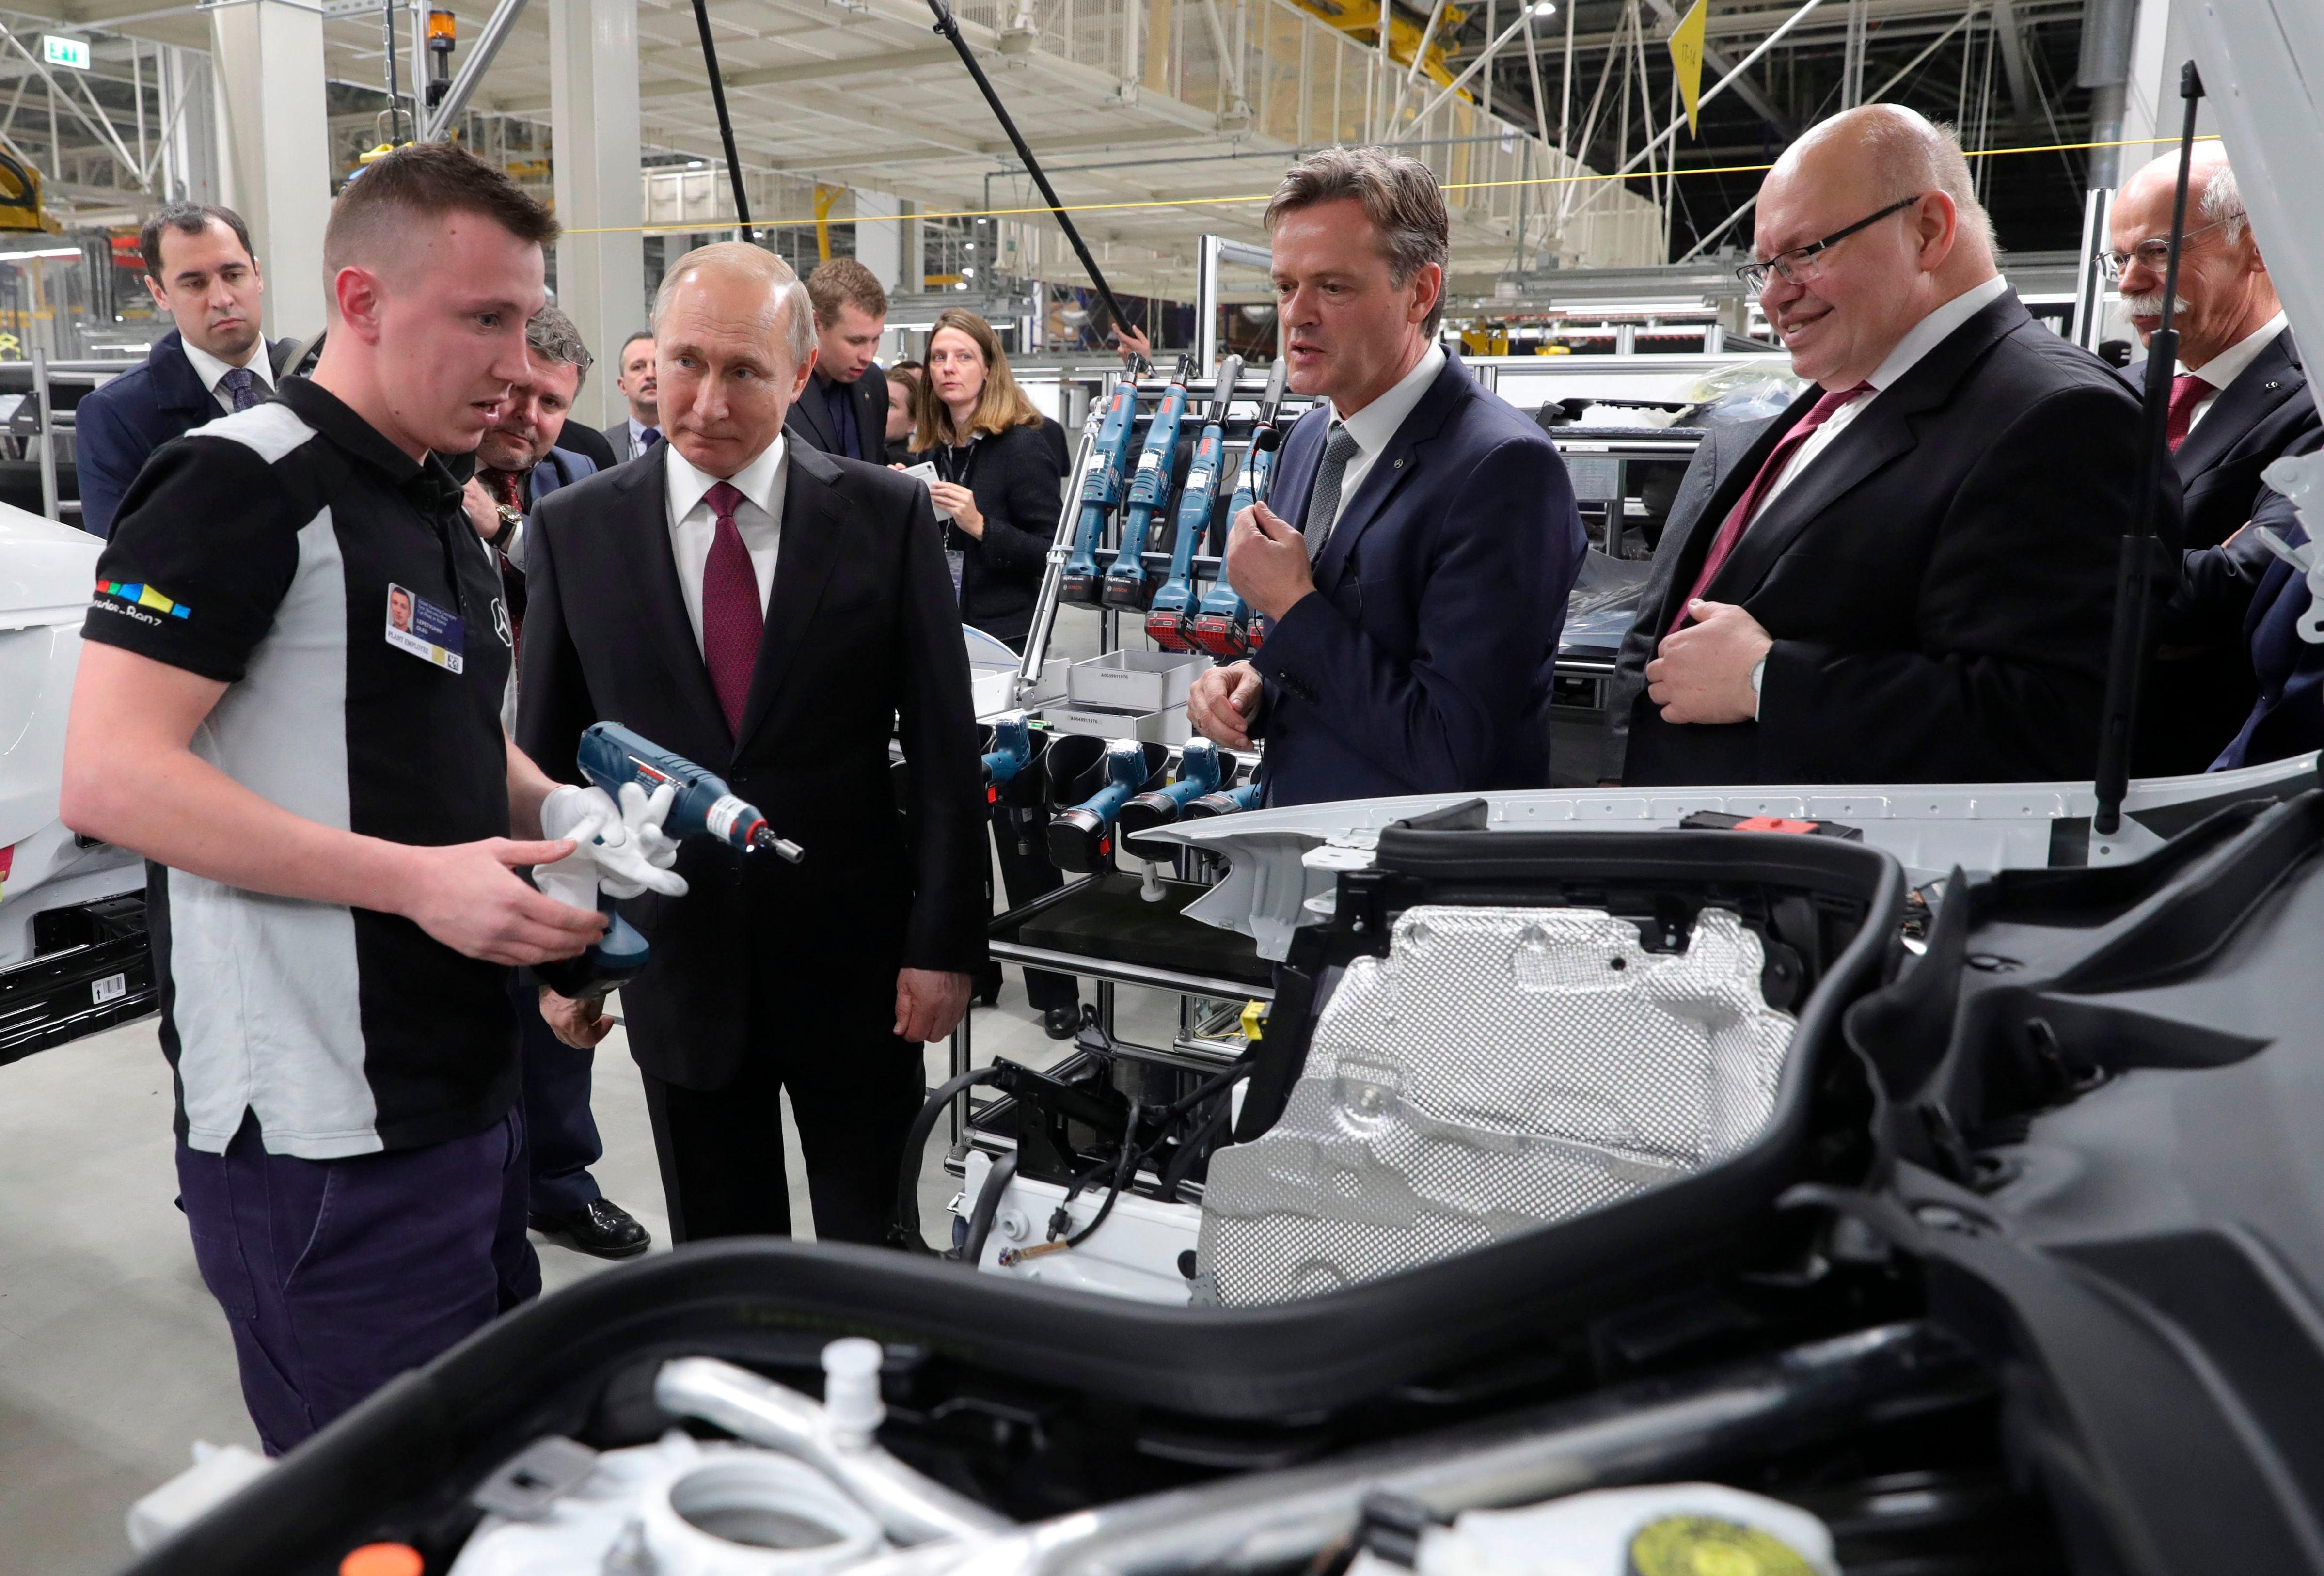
[{"xmin": 42, "ymin": 36, "xmax": 89, "ymax": 71}]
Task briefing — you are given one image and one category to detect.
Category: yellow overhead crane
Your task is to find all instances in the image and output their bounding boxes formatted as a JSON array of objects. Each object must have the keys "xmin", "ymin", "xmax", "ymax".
[{"xmin": 1288, "ymin": 0, "xmax": 1470, "ymax": 94}]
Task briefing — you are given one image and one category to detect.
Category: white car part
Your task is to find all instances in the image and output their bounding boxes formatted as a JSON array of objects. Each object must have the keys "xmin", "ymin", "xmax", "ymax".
[
  {"xmin": 1199, "ymin": 906, "xmax": 1793, "ymax": 1306},
  {"xmin": 951, "ymin": 1154, "xmax": 1202, "ymax": 1305},
  {"xmin": 126, "ymin": 1441, "xmax": 275, "ymax": 1553},
  {"xmin": 450, "ymin": 1431, "xmax": 884, "ymax": 1576},
  {"xmin": 654, "ymin": 1348, "xmax": 1011, "ymax": 1544},
  {"xmin": 1140, "ymin": 754, "xmax": 2323, "ymax": 961}
]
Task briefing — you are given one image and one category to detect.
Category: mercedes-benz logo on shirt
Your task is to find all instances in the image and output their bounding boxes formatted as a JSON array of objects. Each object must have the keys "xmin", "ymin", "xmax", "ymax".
[{"xmin": 492, "ymin": 599, "xmax": 512, "ymax": 648}]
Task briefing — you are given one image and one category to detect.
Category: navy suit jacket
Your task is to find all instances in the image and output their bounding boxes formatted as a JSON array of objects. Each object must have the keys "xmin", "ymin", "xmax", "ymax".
[
  {"xmin": 1249, "ymin": 351, "xmax": 1585, "ymax": 806},
  {"xmin": 785, "ymin": 361, "xmax": 888, "ymax": 464},
  {"xmin": 75, "ymin": 328, "xmax": 296, "ymax": 537}
]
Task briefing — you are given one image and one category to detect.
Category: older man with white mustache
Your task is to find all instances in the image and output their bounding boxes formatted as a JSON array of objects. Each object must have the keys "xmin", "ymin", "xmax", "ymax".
[{"xmin": 2111, "ymin": 143, "xmax": 2321, "ymax": 774}]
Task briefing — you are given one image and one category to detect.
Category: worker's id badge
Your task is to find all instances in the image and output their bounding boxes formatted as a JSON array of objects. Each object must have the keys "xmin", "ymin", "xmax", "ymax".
[
  {"xmin": 946, "ymin": 548, "xmax": 965, "ymax": 604},
  {"xmin": 384, "ymin": 583, "xmax": 465, "ymax": 674}
]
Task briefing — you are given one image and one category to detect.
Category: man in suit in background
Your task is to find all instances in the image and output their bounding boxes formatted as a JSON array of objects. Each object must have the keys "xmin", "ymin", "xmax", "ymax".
[
  {"xmin": 785, "ymin": 257, "xmax": 889, "ymax": 464},
  {"xmin": 520, "ymin": 244, "xmax": 986, "ymax": 1245},
  {"xmin": 1186, "ymin": 147, "xmax": 1585, "ymax": 805},
  {"xmin": 602, "ymin": 330, "xmax": 659, "ymax": 463},
  {"xmin": 447, "ymin": 304, "xmax": 649, "ymax": 1262},
  {"xmin": 2112, "ymin": 145, "xmax": 2320, "ymax": 774},
  {"xmin": 76, "ymin": 203, "xmax": 297, "ymax": 536},
  {"xmin": 1609, "ymin": 105, "xmax": 2159, "ymax": 788}
]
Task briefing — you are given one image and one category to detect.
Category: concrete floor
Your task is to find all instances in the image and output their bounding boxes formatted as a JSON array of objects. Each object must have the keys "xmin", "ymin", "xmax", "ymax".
[{"xmin": 0, "ymin": 966, "xmax": 1182, "ymax": 1576}]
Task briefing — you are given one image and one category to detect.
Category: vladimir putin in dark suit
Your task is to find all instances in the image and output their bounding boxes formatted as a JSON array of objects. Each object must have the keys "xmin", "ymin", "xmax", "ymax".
[
  {"xmin": 518, "ymin": 243, "xmax": 987, "ymax": 1246},
  {"xmin": 1186, "ymin": 148, "xmax": 1585, "ymax": 804},
  {"xmin": 1607, "ymin": 106, "xmax": 2162, "ymax": 788}
]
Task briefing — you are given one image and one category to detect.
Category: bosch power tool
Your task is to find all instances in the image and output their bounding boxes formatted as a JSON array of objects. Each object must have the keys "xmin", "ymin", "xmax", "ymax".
[
  {"xmin": 1043, "ymin": 735, "xmax": 1169, "ymax": 873},
  {"xmin": 1178, "ymin": 778, "xmax": 1263, "ymax": 821},
  {"xmin": 1058, "ymin": 376, "xmax": 1143, "ymax": 606},
  {"xmin": 533, "ymin": 723, "xmax": 805, "ymax": 999},
  {"xmin": 1145, "ymin": 357, "xmax": 1244, "ymax": 650},
  {"xmin": 1114, "ymin": 738, "xmax": 1234, "ymax": 840},
  {"xmin": 1099, "ymin": 355, "xmax": 1197, "ymax": 610},
  {"xmin": 1189, "ymin": 355, "xmax": 1292, "ymax": 658}
]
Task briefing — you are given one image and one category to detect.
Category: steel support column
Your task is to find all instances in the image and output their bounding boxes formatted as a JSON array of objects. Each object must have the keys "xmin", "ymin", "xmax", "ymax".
[
  {"xmin": 550, "ymin": 0, "xmax": 644, "ymax": 431},
  {"xmin": 208, "ymin": 0, "xmax": 330, "ymax": 340}
]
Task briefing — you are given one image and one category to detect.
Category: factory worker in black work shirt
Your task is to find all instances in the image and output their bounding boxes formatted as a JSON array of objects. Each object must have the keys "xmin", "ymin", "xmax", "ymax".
[
  {"xmin": 58, "ymin": 145, "xmax": 677, "ymax": 1455},
  {"xmin": 909, "ymin": 307, "xmax": 1065, "ymax": 649}
]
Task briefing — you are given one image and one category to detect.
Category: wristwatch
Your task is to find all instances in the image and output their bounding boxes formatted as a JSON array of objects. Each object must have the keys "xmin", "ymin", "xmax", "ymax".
[{"xmin": 485, "ymin": 504, "xmax": 522, "ymax": 551}]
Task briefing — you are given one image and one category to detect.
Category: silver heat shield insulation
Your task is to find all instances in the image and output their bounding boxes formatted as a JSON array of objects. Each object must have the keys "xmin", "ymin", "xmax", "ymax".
[{"xmin": 1199, "ymin": 906, "xmax": 1796, "ymax": 1306}]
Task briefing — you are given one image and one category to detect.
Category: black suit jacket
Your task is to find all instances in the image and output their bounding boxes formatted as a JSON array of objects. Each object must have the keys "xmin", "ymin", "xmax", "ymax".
[
  {"xmin": 2126, "ymin": 329, "xmax": 2320, "ymax": 774},
  {"xmin": 911, "ymin": 420, "xmax": 1064, "ymax": 645},
  {"xmin": 517, "ymin": 441, "xmax": 988, "ymax": 1090},
  {"xmin": 1251, "ymin": 351, "xmax": 1587, "ymax": 804},
  {"xmin": 75, "ymin": 329, "xmax": 298, "ymax": 536},
  {"xmin": 785, "ymin": 362, "xmax": 889, "ymax": 464},
  {"xmin": 1617, "ymin": 288, "xmax": 2172, "ymax": 787}
]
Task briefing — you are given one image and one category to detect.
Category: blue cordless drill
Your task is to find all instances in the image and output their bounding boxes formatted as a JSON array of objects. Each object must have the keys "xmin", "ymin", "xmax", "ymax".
[
  {"xmin": 1115, "ymin": 738, "xmax": 1234, "ymax": 839},
  {"xmin": 534, "ymin": 724, "xmax": 804, "ymax": 1000},
  {"xmin": 1145, "ymin": 358, "xmax": 1243, "ymax": 649},
  {"xmin": 1059, "ymin": 378, "xmax": 1143, "ymax": 606}
]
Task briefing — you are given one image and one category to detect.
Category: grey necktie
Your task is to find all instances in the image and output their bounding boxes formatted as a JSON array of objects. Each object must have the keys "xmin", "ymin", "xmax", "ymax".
[
  {"xmin": 219, "ymin": 367, "xmax": 259, "ymax": 411},
  {"xmin": 1303, "ymin": 423, "xmax": 1363, "ymax": 562}
]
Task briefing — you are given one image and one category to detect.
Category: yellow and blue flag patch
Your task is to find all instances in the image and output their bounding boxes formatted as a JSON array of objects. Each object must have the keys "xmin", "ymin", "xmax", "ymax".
[{"xmin": 95, "ymin": 580, "xmax": 191, "ymax": 618}]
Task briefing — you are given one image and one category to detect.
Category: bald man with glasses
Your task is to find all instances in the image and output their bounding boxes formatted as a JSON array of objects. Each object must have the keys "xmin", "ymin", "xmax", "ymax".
[{"xmin": 1604, "ymin": 105, "xmax": 2169, "ymax": 788}]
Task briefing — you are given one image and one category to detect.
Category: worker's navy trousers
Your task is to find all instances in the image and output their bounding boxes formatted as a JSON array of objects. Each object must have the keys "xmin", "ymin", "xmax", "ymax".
[
  {"xmin": 516, "ymin": 982, "xmax": 606, "ymax": 1216},
  {"xmin": 174, "ymin": 1108, "xmax": 538, "ymax": 1455}
]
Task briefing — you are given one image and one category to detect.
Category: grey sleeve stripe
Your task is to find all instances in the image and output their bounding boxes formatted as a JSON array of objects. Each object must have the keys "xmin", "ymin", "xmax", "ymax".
[{"xmin": 186, "ymin": 401, "xmax": 319, "ymax": 465}]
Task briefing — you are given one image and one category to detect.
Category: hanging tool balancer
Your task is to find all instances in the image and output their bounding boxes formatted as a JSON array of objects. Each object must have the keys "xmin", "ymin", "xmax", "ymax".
[
  {"xmin": 1146, "ymin": 357, "xmax": 1245, "ymax": 649},
  {"xmin": 1058, "ymin": 377, "xmax": 1144, "ymax": 606},
  {"xmin": 1101, "ymin": 355, "xmax": 1199, "ymax": 610},
  {"xmin": 1190, "ymin": 355, "xmax": 1292, "ymax": 658}
]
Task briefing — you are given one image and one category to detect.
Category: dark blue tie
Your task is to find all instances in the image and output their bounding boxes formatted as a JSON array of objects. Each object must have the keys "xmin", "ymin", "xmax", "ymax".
[
  {"xmin": 220, "ymin": 367, "xmax": 260, "ymax": 411},
  {"xmin": 640, "ymin": 426, "xmax": 662, "ymax": 452}
]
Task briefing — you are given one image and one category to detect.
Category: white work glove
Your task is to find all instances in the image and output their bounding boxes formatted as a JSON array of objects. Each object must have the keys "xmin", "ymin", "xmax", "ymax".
[{"xmin": 537, "ymin": 784, "xmax": 690, "ymax": 904}]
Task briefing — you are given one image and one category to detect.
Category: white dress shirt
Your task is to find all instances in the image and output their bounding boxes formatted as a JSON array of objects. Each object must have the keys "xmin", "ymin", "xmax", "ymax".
[
  {"xmin": 665, "ymin": 435, "xmax": 787, "ymax": 655},
  {"xmin": 1310, "ymin": 342, "xmax": 1446, "ymax": 538},
  {"xmin": 2182, "ymin": 311, "xmax": 2289, "ymax": 435},
  {"xmin": 1753, "ymin": 274, "xmax": 2011, "ymax": 518},
  {"xmin": 180, "ymin": 336, "xmax": 275, "ymax": 413}
]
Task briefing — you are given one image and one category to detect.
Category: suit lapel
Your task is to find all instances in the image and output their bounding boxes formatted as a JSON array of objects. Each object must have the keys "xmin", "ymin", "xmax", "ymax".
[
  {"xmin": 1646, "ymin": 405, "xmax": 1798, "ymax": 633},
  {"xmin": 2176, "ymin": 331, "xmax": 2302, "ymax": 479},
  {"xmin": 734, "ymin": 444, "xmax": 846, "ymax": 751},
  {"xmin": 152, "ymin": 333, "xmax": 214, "ymax": 418},
  {"xmin": 610, "ymin": 454, "xmax": 730, "ymax": 749},
  {"xmin": 789, "ymin": 380, "xmax": 838, "ymax": 453},
  {"xmin": 1705, "ymin": 290, "xmax": 2029, "ymax": 606},
  {"xmin": 1312, "ymin": 357, "xmax": 1474, "ymax": 592}
]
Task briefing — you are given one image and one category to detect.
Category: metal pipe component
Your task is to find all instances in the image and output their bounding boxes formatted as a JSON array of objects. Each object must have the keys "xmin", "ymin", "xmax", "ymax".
[{"xmin": 653, "ymin": 1355, "xmax": 1013, "ymax": 1545}]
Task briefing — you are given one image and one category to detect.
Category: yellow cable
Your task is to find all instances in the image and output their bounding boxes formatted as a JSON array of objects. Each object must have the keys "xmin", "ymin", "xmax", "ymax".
[{"xmin": 565, "ymin": 133, "xmax": 2217, "ymax": 237}]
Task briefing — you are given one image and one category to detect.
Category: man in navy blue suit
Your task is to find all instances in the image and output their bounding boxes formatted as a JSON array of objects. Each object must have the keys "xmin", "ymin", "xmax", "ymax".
[
  {"xmin": 76, "ymin": 203, "xmax": 297, "ymax": 536},
  {"xmin": 1185, "ymin": 147, "xmax": 1584, "ymax": 805}
]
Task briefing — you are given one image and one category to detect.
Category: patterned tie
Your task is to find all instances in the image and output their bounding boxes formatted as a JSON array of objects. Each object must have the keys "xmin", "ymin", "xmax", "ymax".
[
  {"xmin": 485, "ymin": 467, "xmax": 525, "ymax": 510},
  {"xmin": 2165, "ymin": 372, "xmax": 2212, "ymax": 452},
  {"xmin": 1672, "ymin": 382, "xmax": 1873, "ymax": 632},
  {"xmin": 219, "ymin": 367, "xmax": 260, "ymax": 411},
  {"xmin": 699, "ymin": 480, "xmax": 762, "ymax": 736},
  {"xmin": 640, "ymin": 426, "xmax": 663, "ymax": 452},
  {"xmin": 1302, "ymin": 423, "xmax": 1364, "ymax": 562}
]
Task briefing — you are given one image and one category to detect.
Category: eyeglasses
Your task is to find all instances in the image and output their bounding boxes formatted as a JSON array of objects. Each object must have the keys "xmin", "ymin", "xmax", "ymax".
[
  {"xmin": 1736, "ymin": 194, "xmax": 1926, "ymax": 293},
  {"xmin": 2095, "ymin": 214, "xmax": 2246, "ymax": 283}
]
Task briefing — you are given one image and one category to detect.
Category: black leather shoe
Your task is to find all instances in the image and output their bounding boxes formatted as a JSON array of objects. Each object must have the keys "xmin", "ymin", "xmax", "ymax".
[
  {"xmin": 530, "ymin": 1198, "xmax": 651, "ymax": 1259},
  {"xmin": 1043, "ymin": 1006, "xmax": 1080, "ymax": 1040}
]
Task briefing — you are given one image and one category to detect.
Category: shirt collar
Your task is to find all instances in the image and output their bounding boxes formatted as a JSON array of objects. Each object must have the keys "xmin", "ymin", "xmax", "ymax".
[
  {"xmin": 277, "ymin": 375, "xmax": 427, "ymax": 484},
  {"xmin": 179, "ymin": 334, "xmax": 271, "ymax": 394},
  {"xmin": 664, "ymin": 431, "xmax": 787, "ymax": 523},
  {"xmin": 1864, "ymin": 275, "xmax": 2010, "ymax": 392},
  {"xmin": 2184, "ymin": 311, "xmax": 2290, "ymax": 388},
  {"xmin": 1330, "ymin": 342, "xmax": 1446, "ymax": 455},
  {"xmin": 629, "ymin": 415, "xmax": 657, "ymax": 441}
]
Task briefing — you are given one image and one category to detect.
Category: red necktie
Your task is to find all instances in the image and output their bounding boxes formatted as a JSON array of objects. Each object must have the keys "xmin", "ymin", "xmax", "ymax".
[
  {"xmin": 2165, "ymin": 372, "xmax": 2212, "ymax": 452},
  {"xmin": 1672, "ymin": 382, "xmax": 1872, "ymax": 633},
  {"xmin": 698, "ymin": 481, "xmax": 761, "ymax": 736}
]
